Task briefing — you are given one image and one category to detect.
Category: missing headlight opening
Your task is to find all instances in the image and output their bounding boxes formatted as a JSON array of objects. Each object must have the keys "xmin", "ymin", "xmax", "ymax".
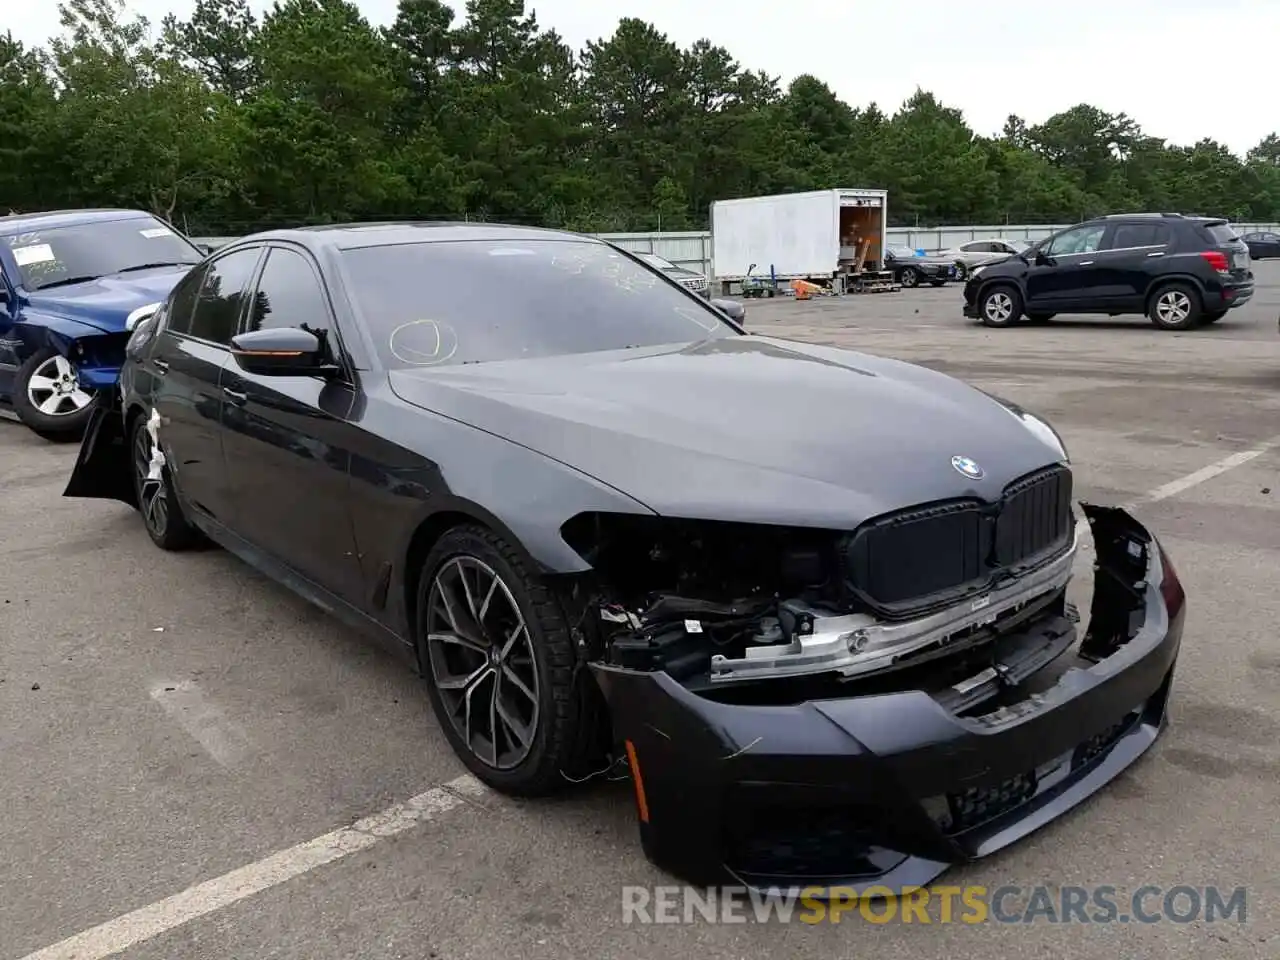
[{"xmin": 560, "ymin": 483, "xmax": 1156, "ymax": 715}]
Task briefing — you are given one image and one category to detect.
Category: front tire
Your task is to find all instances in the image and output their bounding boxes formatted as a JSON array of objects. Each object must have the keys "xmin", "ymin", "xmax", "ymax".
[
  {"xmin": 1148, "ymin": 283, "xmax": 1202, "ymax": 330},
  {"xmin": 416, "ymin": 525, "xmax": 602, "ymax": 797},
  {"xmin": 131, "ymin": 411, "xmax": 200, "ymax": 550},
  {"xmin": 978, "ymin": 285, "xmax": 1023, "ymax": 327},
  {"xmin": 12, "ymin": 347, "xmax": 95, "ymax": 441}
]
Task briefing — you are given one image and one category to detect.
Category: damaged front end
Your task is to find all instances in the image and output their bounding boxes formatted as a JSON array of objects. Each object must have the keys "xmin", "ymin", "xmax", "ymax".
[{"xmin": 567, "ymin": 500, "xmax": 1185, "ymax": 893}]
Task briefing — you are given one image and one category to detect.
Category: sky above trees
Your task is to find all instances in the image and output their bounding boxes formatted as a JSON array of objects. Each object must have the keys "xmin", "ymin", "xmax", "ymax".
[
  {"xmin": 2, "ymin": 0, "xmax": 1278, "ymax": 236},
  {"xmin": 7, "ymin": 0, "xmax": 1278, "ymax": 157}
]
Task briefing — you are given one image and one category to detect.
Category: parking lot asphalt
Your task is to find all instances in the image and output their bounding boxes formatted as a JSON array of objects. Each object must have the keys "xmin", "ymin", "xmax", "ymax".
[{"xmin": 3, "ymin": 266, "xmax": 1279, "ymax": 960}]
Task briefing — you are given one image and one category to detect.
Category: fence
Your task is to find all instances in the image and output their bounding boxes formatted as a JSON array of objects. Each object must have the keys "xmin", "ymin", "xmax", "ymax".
[{"xmin": 196, "ymin": 221, "xmax": 1280, "ymax": 280}]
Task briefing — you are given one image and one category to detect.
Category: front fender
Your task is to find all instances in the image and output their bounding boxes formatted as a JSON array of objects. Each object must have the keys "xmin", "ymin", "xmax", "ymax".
[{"xmin": 11, "ymin": 314, "xmax": 114, "ymax": 361}]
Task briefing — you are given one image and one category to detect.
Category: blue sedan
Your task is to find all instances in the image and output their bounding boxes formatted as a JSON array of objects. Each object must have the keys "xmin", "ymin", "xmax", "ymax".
[{"xmin": 0, "ymin": 209, "xmax": 204, "ymax": 439}]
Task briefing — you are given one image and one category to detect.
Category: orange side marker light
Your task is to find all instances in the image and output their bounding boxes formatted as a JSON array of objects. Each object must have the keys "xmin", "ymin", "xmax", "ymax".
[{"xmin": 624, "ymin": 739, "xmax": 650, "ymax": 822}]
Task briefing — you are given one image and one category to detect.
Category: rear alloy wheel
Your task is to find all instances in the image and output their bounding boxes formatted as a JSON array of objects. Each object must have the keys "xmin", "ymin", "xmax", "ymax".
[
  {"xmin": 979, "ymin": 285, "xmax": 1022, "ymax": 327},
  {"xmin": 900, "ymin": 267, "xmax": 919, "ymax": 288},
  {"xmin": 1148, "ymin": 283, "xmax": 1201, "ymax": 330},
  {"xmin": 131, "ymin": 412, "xmax": 200, "ymax": 550},
  {"xmin": 12, "ymin": 348, "xmax": 95, "ymax": 441},
  {"xmin": 418, "ymin": 526, "xmax": 602, "ymax": 796}
]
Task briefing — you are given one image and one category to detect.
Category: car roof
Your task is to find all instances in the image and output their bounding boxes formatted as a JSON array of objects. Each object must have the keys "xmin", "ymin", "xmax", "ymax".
[
  {"xmin": 229, "ymin": 221, "xmax": 602, "ymax": 253},
  {"xmin": 0, "ymin": 208, "xmax": 157, "ymax": 234}
]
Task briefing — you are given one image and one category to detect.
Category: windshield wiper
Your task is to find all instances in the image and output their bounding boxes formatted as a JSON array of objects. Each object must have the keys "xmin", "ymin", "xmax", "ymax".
[
  {"xmin": 114, "ymin": 261, "xmax": 199, "ymax": 274},
  {"xmin": 31, "ymin": 275, "xmax": 100, "ymax": 290}
]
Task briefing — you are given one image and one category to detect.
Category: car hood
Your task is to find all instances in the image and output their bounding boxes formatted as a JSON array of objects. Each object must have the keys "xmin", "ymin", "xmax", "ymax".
[
  {"xmin": 23, "ymin": 265, "xmax": 193, "ymax": 334},
  {"xmin": 387, "ymin": 335, "xmax": 1066, "ymax": 529}
]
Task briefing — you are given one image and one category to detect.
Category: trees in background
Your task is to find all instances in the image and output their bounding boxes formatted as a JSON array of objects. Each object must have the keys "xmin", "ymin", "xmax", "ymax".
[{"xmin": 3, "ymin": 0, "xmax": 1278, "ymax": 234}]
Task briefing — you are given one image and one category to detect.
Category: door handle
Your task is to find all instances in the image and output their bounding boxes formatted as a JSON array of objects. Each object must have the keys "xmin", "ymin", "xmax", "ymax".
[
  {"xmin": 223, "ymin": 387, "xmax": 247, "ymax": 405},
  {"xmin": 1147, "ymin": 251, "xmax": 1165, "ymax": 257},
  {"xmin": 1079, "ymin": 260, "xmax": 1093, "ymax": 265},
  {"xmin": 153, "ymin": 359, "xmax": 169, "ymax": 372}
]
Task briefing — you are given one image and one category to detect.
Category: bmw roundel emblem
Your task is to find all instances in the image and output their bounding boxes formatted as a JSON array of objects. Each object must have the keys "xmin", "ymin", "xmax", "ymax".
[{"xmin": 951, "ymin": 455, "xmax": 984, "ymax": 480}]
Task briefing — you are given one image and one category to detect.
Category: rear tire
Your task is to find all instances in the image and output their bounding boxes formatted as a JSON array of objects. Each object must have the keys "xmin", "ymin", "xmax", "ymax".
[
  {"xmin": 978, "ymin": 284, "xmax": 1023, "ymax": 327},
  {"xmin": 901, "ymin": 267, "xmax": 919, "ymax": 288},
  {"xmin": 416, "ymin": 525, "xmax": 606, "ymax": 797},
  {"xmin": 130, "ymin": 411, "xmax": 200, "ymax": 551},
  {"xmin": 1148, "ymin": 282, "xmax": 1202, "ymax": 330}
]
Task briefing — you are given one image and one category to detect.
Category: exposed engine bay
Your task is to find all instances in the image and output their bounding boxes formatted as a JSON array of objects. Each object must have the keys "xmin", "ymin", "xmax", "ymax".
[{"xmin": 560, "ymin": 463, "xmax": 1082, "ymax": 710}]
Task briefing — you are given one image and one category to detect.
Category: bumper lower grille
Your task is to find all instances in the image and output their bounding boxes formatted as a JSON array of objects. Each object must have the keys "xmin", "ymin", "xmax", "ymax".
[{"xmin": 843, "ymin": 464, "xmax": 1073, "ymax": 617}]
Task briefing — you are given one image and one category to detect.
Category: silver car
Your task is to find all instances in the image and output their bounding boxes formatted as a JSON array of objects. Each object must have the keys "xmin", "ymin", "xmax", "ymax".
[
  {"xmin": 941, "ymin": 238, "xmax": 1031, "ymax": 279},
  {"xmin": 634, "ymin": 251, "xmax": 710, "ymax": 297}
]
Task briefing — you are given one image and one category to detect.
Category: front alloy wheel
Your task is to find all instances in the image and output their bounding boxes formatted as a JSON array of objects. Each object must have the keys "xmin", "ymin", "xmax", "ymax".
[
  {"xmin": 979, "ymin": 286, "xmax": 1022, "ymax": 327},
  {"xmin": 425, "ymin": 555, "xmax": 542, "ymax": 771},
  {"xmin": 28, "ymin": 353, "xmax": 92, "ymax": 417},
  {"xmin": 12, "ymin": 347, "xmax": 96, "ymax": 440},
  {"xmin": 417, "ymin": 526, "xmax": 605, "ymax": 796}
]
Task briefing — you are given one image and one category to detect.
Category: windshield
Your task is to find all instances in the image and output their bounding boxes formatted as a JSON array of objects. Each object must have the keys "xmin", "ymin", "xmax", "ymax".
[
  {"xmin": 339, "ymin": 239, "xmax": 737, "ymax": 369},
  {"xmin": 0, "ymin": 215, "xmax": 204, "ymax": 291}
]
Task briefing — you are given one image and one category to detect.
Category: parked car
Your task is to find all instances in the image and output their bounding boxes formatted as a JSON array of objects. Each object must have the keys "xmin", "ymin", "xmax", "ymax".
[
  {"xmin": 65, "ymin": 221, "xmax": 1186, "ymax": 894},
  {"xmin": 940, "ymin": 238, "xmax": 1029, "ymax": 279},
  {"xmin": 0, "ymin": 209, "xmax": 205, "ymax": 439},
  {"xmin": 634, "ymin": 251, "xmax": 710, "ymax": 298},
  {"xmin": 962, "ymin": 213, "xmax": 1254, "ymax": 330},
  {"xmin": 1241, "ymin": 231, "xmax": 1280, "ymax": 259},
  {"xmin": 883, "ymin": 244, "xmax": 955, "ymax": 287}
]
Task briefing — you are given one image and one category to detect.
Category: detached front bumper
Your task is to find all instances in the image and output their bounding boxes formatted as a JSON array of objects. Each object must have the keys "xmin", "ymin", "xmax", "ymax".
[{"xmin": 590, "ymin": 504, "xmax": 1185, "ymax": 893}]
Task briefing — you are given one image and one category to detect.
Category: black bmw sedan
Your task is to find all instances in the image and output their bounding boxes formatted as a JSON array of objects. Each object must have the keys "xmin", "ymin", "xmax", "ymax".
[{"xmin": 65, "ymin": 222, "xmax": 1187, "ymax": 894}]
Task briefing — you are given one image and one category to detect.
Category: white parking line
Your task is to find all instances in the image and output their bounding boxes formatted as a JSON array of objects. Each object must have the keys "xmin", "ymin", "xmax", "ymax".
[
  {"xmin": 1074, "ymin": 437, "xmax": 1279, "ymax": 538},
  {"xmin": 1132, "ymin": 444, "xmax": 1276, "ymax": 507},
  {"xmin": 149, "ymin": 681, "xmax": 252, "ymax": 768},
  {"xmin": 16, "ymin": 774, "xmax": 490, "ymax": 960},
  {"xmin": 16, "ymin": 439, "xmax": 1279, "ymax": 960}
]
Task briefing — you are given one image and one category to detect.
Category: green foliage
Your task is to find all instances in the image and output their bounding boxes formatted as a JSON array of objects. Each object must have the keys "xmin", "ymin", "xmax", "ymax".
[{"xmin": 2, "ymin": 1, "xmax": 1279, "ymax": 232}]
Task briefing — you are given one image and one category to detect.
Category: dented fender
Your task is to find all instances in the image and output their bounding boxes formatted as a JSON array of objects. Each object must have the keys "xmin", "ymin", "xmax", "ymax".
[{"xmin": 590, "ymin": 504, "xmax": 1186, "ymax": 893}]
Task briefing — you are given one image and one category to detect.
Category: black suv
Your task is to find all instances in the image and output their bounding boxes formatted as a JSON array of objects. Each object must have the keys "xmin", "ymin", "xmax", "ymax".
[{"xmin": 962, "ymin": 214, "xmax": 1254, "ymax": 330}]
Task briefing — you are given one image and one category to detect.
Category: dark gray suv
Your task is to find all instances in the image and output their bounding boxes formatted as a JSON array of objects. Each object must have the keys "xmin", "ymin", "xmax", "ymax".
[{"xmin": 962, "ymin": 214, "xmax": 1254, "ymax": 330}]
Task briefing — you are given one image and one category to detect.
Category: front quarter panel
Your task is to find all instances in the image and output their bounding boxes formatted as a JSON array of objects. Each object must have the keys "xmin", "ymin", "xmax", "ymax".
[
  {"xmin": 342, "ymin": 385, "xmax": 654, "ymax": 630},
  {"xmin": 6, "ymin": 313, "xmax": 113, "ymax": 362}
]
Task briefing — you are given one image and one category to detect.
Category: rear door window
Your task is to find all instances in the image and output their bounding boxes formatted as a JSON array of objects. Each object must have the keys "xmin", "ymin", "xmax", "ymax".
[{"xmin": 1108, "ymin": 223, "xmax": 1172, "ymax": 249}]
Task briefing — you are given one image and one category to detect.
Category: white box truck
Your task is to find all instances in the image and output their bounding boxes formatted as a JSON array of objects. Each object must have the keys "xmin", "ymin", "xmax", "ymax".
[{"xmin": 709, "ymin": 188, "xmax": 894, "ymax": 295}]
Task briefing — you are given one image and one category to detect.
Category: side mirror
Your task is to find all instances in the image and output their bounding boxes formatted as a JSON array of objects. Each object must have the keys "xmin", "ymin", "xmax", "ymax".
[
  {"xmin": 230, "ymin": 326, "xmax": 341, "ymax": 377},
  {"xmin": 710, "ymin": 298, "xmax": 746, "ymax": 324}
]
